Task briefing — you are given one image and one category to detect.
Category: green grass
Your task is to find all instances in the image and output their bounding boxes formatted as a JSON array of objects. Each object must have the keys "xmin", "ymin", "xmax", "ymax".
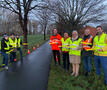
[
  {"xmin": 48, "ymin": 57, "xmax": 107, "ymax": 90},
  {"xmin": 0, "ymin": 34, "xmax": 50, "ymax": 70}
]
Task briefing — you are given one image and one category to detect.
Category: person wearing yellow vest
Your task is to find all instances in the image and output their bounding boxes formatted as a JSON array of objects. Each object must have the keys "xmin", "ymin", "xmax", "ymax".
[
  {"xmin": 81, "ymin": 29, "xmax": 94, "ymax": 76},
  {"xmin": 92, "ymin": 26, "xmax": 107, "ymax": 85},
  {"xmin": 69, "ymin": 31, "xmax": 82, "ymax": 77},
  {"xmin": 1, "ymin": 34, "xmax": 10, "ymax": 70},
  {"xmin": 61, "ymin": 32, "xmax": 70, "ymax": 71},
  {"xmin": 9, "ymin": 33, "xmax": 17, "ymax": 63},
  {"xmin": 16, "ymin": 34, "xmax": 23, "ymax": 60}
]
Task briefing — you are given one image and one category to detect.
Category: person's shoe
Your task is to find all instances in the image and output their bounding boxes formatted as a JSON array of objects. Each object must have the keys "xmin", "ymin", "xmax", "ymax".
[
  {"xmin": 88, "ymin": 72, "xmax": 92, "ymax": 76},
  {"xmin": 65, "ymin": 69, "xmax": 68, "ymax": 72},
  {"xmin": 4, "ymin": 66, "xmax": 8, "ymax": 70},
  {"xmin": 75, "ymin": 73, "xmax": 79, "ymax": 77},
  {"xmin": 104, "ymin": 80, "xmax": 107, "ymax": 86},
  {"xmin": 71, "ymin": 72, "xmax": 75, "ymax": 76},
  {"xmin": 84, "ymin": 72, "xmax": 88, "ymax": 76},
  {"xmin": 104, "ymin": 83, "xmax": 107, "ymax": 86}
]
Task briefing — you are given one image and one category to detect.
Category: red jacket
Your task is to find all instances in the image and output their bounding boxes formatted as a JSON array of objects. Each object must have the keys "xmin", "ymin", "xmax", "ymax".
[{"xmin": 50, "ymin": 34, "xmax": 62, "ymax": 50}]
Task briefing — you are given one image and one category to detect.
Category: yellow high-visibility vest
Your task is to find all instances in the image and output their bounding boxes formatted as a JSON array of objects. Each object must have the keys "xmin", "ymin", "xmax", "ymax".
[
  {"xmin": 4, "ymin": 40, "xmax": 10, "ymax": 51},
  {"xmin": 94, "ymin": 33, "xmax": 107, "ymax": 55},
  {"xmin": 69, "ymin": 38, "xmax": 82, "ymax": 56},
  {"xmin": 0, "ymin": 41, "xmax": 1, "ymax": 50},
  {"xmin": 61, "ymin": 37, "xmax": 71, "ymax": 52},
  {"xmin": 17, "ymin": 38, "xmax": 21, "ymax": 47},
  {"xmin": 9, "ymin": 37, "xmax": 17, "ymax": 48}
]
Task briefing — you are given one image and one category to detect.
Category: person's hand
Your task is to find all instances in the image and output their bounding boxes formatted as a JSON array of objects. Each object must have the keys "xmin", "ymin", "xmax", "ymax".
[
  {"xmin": 98, "ymin": 49, "xmax": 103, "ymax": 52},
  {"xmin": 56, "ymin": 42, "xmax": 58, "ymax": 44}
]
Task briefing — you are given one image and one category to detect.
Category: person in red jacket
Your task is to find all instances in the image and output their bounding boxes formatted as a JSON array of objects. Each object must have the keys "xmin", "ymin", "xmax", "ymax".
[{"xmin": 50, "ymin": 29, "xmax": 62, "ymax": 65}]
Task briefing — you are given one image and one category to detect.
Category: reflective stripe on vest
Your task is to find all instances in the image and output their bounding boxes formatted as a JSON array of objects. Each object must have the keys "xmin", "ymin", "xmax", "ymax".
[
  {"xmin": 71, "ymin": 44, "xmax": 79, "ymax": 46},
  {"xmin": 61, "ymin": 37, "xmax": 71, "ymax": 51},
  {"xmin": 50, "ymin": 39, "xmax": 61, "ymax": 44},
  {"xmin": 69, "ymin": 38, "xmax": 82, "ymax": 56},
  {"xmin": 4, "ymin": 41, "xmax": 10, "ymax": 51},
  {"xmin": 9, "ymin": 37, "xmax": 17, "ymax": 48},
  {"xmin": 82, "ymin": 35, "xmax": 93, "ymax": 50},
  {"xmin": 94, "ymin": 33, "xmax": 107, "ymax": 55}
]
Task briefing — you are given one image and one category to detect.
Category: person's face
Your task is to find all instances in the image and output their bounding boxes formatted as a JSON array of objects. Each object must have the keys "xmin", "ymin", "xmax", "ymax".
[
  {"xmin": 96, "ymin": 27, "xmax": 103, "ymax": 35},
  {"xmin": 16, "ymin": 35, "xmax": 19, "ymax": 38},
  {"xmin": 53, "ymin": 29, "xmax": 57, "ymax": 35},
  {"xmin": 72, "ymin": 32, "xmax": 78, "ymax": 38},
  {"xmin": 11, "ymin": 35, "xmax": 15, "ymax": 39},
  {"xmin": 84, "ymin": 29, "xmax": 90, "ymax": 36},
  {"xmin": 5, "ymin": 36, "xmax": 8, "ymax": 40},
  {"xmin": 64, "ymin": 33, "xmax": 68, "ymax": 38}
]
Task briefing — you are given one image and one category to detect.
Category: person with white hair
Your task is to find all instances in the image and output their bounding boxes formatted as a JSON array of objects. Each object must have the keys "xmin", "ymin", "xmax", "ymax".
[{"xmin": 69, "ymin": 30, "xmax": 82, "ymax": 77}]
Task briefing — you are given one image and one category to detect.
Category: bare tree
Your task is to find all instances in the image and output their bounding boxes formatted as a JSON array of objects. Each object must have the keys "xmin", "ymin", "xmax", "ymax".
[
  {"xmin": 36, "ymin": 8, "xmax": 51, "ymax": 40},
  {"xmin": 0, "ymin": 0, "xmax": 41, "ymax": 48},
  {"xmin": 47, "ymin": 0, "xmax": 107, "ymax": 33}
]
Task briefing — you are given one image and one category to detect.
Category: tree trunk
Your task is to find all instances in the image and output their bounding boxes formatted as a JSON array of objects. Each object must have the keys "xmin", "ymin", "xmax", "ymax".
[
  {"xmin": 44, "ymin": 29, "xmax": 46, "ymax": 40},
  {"xmin": 43, "ymin": 25, "xmax": 47, "ymax": 40},
  {"xmin": 18, "ymin": 13, "xmax": 28, "ymax": 49},
  {"xmin": 23, "ymin": 20, "xmax": 28, "ymax": 49}
]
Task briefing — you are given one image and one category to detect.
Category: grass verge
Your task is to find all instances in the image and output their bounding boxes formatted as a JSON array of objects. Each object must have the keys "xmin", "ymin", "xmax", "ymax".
[{"xmin": 48, "ymin": 58, "xmax": 107, "ymax": 90}]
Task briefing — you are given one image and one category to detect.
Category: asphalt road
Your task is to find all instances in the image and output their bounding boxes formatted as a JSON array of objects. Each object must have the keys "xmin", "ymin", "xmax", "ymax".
[{"xmin": 0, "ymin": 41, "xmax": 52, "ymax": 90}]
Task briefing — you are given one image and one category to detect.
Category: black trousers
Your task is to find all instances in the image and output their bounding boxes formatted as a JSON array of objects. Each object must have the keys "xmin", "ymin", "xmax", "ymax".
[
  {"xmin": 52, "ymin": 50, "xmax": 61, "ymax": 65},
  {"xmin": 63, "ymin": 52, "xmax": 70, "ymax": 70},
  {"xmin": 10, "ymin": 52, "xmax": 16, "ymax": 63}
]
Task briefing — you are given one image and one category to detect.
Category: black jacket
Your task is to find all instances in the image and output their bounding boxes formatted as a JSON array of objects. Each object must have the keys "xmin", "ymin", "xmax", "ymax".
[{"xmin": 1, "ymin": 38, "xmax": 10, "ymax": 52}]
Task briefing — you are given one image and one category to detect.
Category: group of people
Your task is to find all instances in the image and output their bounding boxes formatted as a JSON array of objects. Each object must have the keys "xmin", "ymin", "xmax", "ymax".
[
  {"xmin": 50, "ymin": 26, "xmax": 107, "ymax": 85},
  {"xmin": 0, "ymin": 33, "xmax": 23, "ymax": 70}
]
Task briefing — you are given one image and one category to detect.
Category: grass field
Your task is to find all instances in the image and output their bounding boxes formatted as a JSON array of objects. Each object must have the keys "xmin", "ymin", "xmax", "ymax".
[
  {"xmin": 48, "ymin": 57, "xmax": 107, "ymax": 90},
  {"xmin": 0, "ymin": 34, "xmax": 50, "ymax": 69}
]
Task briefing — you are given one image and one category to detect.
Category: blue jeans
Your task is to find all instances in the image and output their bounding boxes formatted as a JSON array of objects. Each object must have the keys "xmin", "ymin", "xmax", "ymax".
[
  {"xmin": 17, "ymin": 48, "xmax": 23, "ymax": 60},
  {"xmin": 83, "ymin": 56, "xmax": 92, "ymax": 72},
  {"xmin": 94, "ymin": 55, "xmax": 107, "ymax": 84},
  {"xmin": 2, "ymin": 52, "xmax": 9, "ymax": 66}
]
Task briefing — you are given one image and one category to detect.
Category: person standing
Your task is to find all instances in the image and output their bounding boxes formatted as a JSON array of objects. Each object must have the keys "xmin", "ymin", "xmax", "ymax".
[
  {"xmin": 81, "ymin": 29, "xmax": 93, "ymax": 76},
  {"xmin": 61, "ymin": 32, "xmax": 70, "ymax": 71},
  {"xmin": 50, "ymin": 29, "xmax": 62, "ymax": 65},
  {"xmin": 9, "ymin": 33, "xmax": 17, "ymax": 63},
  {"xmin": 1, "ymin": 34, "xmax": 10, "ymax": 70},
  {"xmin": 69, "ymin": 31, "xmax": 82, "ymax": 77},
  {"xmin": 92, "ymin": 26, "xmax": 107, "ymax": 85},
  {"xmin": 16, "ymin": 34, "xmax": 23, "ymax": 60}
]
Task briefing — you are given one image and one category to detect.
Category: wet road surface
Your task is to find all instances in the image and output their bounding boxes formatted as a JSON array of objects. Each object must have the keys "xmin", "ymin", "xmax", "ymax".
[{"xmin": 0, "ymin": 41, "xmax": 52, "ymax": 90}]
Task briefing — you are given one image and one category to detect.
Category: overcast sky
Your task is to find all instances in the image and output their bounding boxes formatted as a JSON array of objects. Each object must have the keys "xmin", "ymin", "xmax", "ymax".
[{"xmin": 87, "ymin": 1, "xmax": 107, "ymax": 27}]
